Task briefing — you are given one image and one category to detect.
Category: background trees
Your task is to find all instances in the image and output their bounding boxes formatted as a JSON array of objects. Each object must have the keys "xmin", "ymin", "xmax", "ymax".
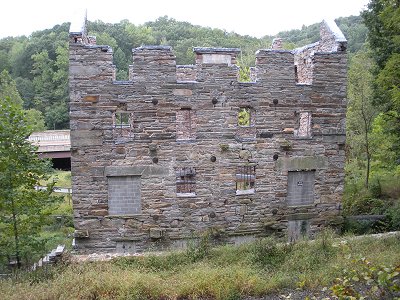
[{"xmin": 0, "ymin": 95, "xmax": 60, "ymax": 268}]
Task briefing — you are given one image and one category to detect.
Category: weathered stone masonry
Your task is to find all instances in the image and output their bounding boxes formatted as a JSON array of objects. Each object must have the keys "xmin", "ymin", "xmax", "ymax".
[{"xmin": 69, "ymin": 18, "xmax": 347, "ymax": 253}]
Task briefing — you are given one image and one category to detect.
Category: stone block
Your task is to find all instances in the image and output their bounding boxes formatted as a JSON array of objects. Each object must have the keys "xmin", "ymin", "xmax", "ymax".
[
  {"xmin": 71, "ymin": 130, "xmax": 103, "ymax": 147},
  {"xmin": 74, "ymin": 230, "xmax": 89, "ymax": 238},
  {"xmin": 149, "ymin": 227, "xmax": 164, "ymax": 239},
  {"xmin": 173, "ymin": 89, "xmax": 193, "ymax": 96},
  {"xmin": 83, "ymin": 95, "xmax": 99, "ymax": 102}
]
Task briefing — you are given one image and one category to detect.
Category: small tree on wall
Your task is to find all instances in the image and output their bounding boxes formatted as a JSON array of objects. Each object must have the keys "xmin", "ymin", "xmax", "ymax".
[{"xmin": 0, "ymin": 96, "xmax": 60, "ymax": 268}]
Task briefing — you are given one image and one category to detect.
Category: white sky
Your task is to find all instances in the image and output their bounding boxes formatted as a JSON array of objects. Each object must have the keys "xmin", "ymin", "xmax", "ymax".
[{"xmin": 0, "ymin": 0, "xmax": 370, "ymax": 39}]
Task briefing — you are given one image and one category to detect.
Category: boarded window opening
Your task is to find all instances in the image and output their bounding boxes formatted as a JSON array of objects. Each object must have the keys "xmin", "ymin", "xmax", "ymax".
[
  {"xmin": 114, "ymin": 112, "xmax": 131, "ymax": 128},
  {"xmin": 238, "ymin": 108, "xmax": 251, "ymax": 126},
  {"xmin": 287, "ymin": 170, "xmax": 315, "ymax": 206},
  {"xmin": 295, "ymin": 112, "xmax": 311, "ymax": 138},
  {"xmin": 236, "ymin": 166, "xmax": 255, "ymax": 194},
  {"xmin": 108, "ymin": 176, "xmax": 141, "ymax": 215},
  {"xmin": 176, "ymin": 108, "xmax": 196, "ymax": 140},
  {"xmin": 176, "ymin": 167, "xmax": 196, "ymax": 195}
]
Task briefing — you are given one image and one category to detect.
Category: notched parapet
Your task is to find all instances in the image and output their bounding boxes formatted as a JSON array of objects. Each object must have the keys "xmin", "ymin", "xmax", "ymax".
[
  {"xmin": 130, "ymin": 46, "xmax": 177, "ymax": 83},
  {"xmin": 176, "ymin": 65, "xmax": 197, "ymax": 82},
  {"xmin": 255, "ymin": 49, "xmax": 295, "ymax": 82},
  {"xmin": 69, "ymin": 15, "xmax": 347, "ymax": 87},
  {"xmin": 193, "ymin": 47, "xmax": 240, "ymax": 66},
  {"xmin": 193, "ymin": 47, "xmax": 240, "ymax": 82}
]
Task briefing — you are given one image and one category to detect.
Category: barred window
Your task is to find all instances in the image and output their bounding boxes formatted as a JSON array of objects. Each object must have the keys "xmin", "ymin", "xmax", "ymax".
[
  {"xmin": 114, "ymin": 112, "xmax": 131, "ymax": 128},
  {"xmin": 176, "ymin": 167, "xmax": 196, "ymax": 195},
  {"xmin": 236, "ymin": 166, "xmax": 255, "ymax": 194}
]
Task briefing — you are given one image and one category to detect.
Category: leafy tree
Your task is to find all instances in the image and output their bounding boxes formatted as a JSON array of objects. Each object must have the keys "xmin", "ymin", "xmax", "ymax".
[
  {"xmin": 0, "ymin": 70, "xmax": 23, "ymax": 106},
  {"xmin": 362, "ymin": 0, "xmax": 400, "ymax": 169},
  {"xmin": 31, "ymin": 50, "xmax": 55, "ymax": 109},
  {"xmin": 1, "ymin": 70, "xmax": 46, "ymax": 131},
  {"xmin": 45, "ymin": 101, "xmax": 69, "ymax": 130},
  {"xmin": 14, "ymin": 77, "xmax": 35, "ymax": 109},
  {"xmin": 25, "ymin": 109, "xmax": 46, "ymax": 132},
  {"xmin": 0, "ymin": 50, "xmax": 10, "ymax": 72},
  {"xmin": 346, "ymin": 52, "xmax": 378, "ymax": 187},
  {"xmin": 0, "ymin": 96, "xmax": 60, "ymax": 268},
  {"xmin": 53, "ymin": 44, "xmax": 69, "ymax": 102}
]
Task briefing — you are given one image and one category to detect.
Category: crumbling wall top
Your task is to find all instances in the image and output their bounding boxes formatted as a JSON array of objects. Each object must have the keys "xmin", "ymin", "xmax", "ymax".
[
  {"xmin": 322, "ymin": 19, "xmax": 347, "ymax": 43},
  {"xmin": 132, "ymin": 45, "xmax": 173, "ymax": 53}
]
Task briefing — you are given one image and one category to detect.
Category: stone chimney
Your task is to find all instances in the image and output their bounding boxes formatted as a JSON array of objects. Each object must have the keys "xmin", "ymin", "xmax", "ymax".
[{"xmin": 271, "ymin": 38, "xmax": 283, "ymax": 50}]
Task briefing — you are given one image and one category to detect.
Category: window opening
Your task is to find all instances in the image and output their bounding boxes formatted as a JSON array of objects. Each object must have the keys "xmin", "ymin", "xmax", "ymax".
[
  {"xmin": 236, "ymin": 166, "xmax": 255, "ymax": 193},
  {"xmin": 176, "ymin": 108, "xmax": 196, "ymax": 140},
  {"xmin": 176, "ymin": 167, "xmax": 196, "ymax": 195},
  {"xmin": 114, "ymin": 112, "xmax": 131, "ymax": 128},
  {"xmin": 295, "ymin": 112, "xmax": 311, "ymax": 138},
  {"xmin": 238, "ymin": 108, "xmax": 251, "ymax": 126}
]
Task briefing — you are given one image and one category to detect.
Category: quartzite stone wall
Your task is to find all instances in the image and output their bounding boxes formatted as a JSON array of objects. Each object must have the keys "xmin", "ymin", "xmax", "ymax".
[{"xmin": 69, "ymin": 19, "xmax": 347, "ymax": 253}]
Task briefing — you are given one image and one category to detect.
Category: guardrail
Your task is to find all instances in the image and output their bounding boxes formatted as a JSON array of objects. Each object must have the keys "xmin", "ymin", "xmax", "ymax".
[{"xmin": 35, "ymin": 186, "xmax": 71, "ymax": 194}]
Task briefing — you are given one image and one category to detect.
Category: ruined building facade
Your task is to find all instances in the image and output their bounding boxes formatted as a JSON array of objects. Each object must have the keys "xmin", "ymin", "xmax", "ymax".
[{"xmin": 69, "ymin": 18, "xmax": 347, "ymax": 253}]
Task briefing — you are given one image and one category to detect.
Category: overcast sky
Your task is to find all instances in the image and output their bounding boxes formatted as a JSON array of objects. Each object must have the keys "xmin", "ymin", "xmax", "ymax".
[{"xmin": 0, "ymin": 0, "xmax": 370, "ymax": 39}]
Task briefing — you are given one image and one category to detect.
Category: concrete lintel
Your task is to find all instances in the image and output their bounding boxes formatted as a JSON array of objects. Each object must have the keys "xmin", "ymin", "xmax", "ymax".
[
  {"xmin": 105, "ymin": 165, "xmax": 169, "ymax": 177},
  {"xmin": 276, "ymin": 156, "xmax": 327, "ymax": 171}
]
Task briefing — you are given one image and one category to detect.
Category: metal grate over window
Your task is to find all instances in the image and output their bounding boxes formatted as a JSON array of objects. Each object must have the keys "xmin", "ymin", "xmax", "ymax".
[
  {"xmin": 236, "ymin": 166, "xmax": 255, "ymax": 191},
  {"xmin": 176, "ymin": 167, "xmax": 196, "ymax": 194}
]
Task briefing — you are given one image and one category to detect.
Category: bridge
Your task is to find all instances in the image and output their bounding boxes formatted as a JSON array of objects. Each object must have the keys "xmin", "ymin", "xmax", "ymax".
[{"xmin": 28, "ymin": 130, "xmax": 71, "ymax": 170}]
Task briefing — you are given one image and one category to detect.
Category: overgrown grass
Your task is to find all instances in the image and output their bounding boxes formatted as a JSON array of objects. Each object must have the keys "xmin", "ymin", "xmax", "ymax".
[{"xmin": 1, "ymin": 232, "xmax": 400, "ymax": 299}]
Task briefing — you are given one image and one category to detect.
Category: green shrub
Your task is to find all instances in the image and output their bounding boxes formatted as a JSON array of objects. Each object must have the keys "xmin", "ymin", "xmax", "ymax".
[
  {"xmin": 186, "ymin": 230, "xmax": 212, "ymax": 262},
  {"xmin": 386, "ymin": 201, "xmax": 400, "ymax": 230},
  {"xmin": 114, "ymin": 250, "xmax": 189, "ymax": 272},
  {"xmin": 330, "ymin": 256, "xmax": 400, "ymax": 299},
  {"xmin": 249, "ymin": 237, "xmax": 291, "ymax": 270}
]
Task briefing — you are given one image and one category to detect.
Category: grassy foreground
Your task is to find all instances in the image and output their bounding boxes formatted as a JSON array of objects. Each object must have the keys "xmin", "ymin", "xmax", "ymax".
[{"xmin": 1, "ymin": 232, "xmax": 400, "ymax": 300}]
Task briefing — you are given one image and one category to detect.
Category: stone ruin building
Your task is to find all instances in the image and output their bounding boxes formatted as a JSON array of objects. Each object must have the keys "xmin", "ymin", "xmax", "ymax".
[{"xmin": 69, "ymin": 17, "xmax": 347, "ymax": 253}]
